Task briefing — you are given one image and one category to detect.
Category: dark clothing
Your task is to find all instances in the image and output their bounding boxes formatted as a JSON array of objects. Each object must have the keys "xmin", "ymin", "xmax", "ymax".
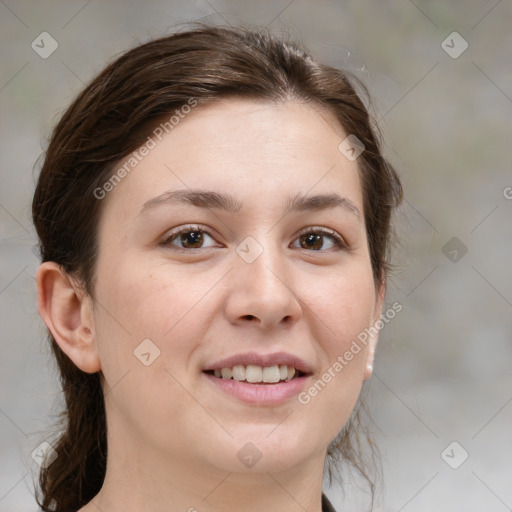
[{"xmin": 322, "ymin": 493, "xmax": 337, "ymax": 512}]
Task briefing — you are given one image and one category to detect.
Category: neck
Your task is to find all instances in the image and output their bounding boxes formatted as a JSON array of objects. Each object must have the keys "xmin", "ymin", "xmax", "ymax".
[{"xmin": 82, "ymin": 432, "xmax": 327, "ymax": 512}]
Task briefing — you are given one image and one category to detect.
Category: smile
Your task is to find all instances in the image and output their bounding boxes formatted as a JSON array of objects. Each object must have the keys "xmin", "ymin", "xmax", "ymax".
[
  {"xmin": 204, "ymin": 364, "xmax": 303, "ymax": 383},
  {"xmin": 202, "ymin": 352, "xmax": 312, "ymax": 405}
]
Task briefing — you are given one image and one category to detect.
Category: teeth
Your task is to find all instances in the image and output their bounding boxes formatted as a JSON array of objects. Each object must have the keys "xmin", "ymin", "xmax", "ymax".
[
  {"xmin": 221, "ymin": 367, "xmax": 232, "ymax": 379},
  {"xmin": 245, "ymin": 365, "xmax": 263, "ymax": 383},
  {"xmin": 210, "ymin": 364, "xmax": 300, "ymax": 383},
  {"xmin": 262, "ymin": 365, "xmax": 280, "ymax": 383},
  {"xmin": 232, "ymin": 365, "xmax": 246, "ymax": 381}
]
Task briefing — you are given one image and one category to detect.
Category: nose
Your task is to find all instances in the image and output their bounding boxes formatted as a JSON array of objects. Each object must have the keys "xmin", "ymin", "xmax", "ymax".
[{"xmin": 224, "ymin": 240, "xmax": 302, "ymax": 330}]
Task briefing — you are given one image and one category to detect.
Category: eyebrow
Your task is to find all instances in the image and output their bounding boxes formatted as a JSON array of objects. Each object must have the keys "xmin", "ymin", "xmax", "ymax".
[{"xmin": 139, "ymin": 188, "xmax": 361, "ymax": 220}]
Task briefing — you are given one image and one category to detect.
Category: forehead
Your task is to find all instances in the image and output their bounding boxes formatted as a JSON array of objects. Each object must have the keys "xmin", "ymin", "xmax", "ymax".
[
  {"xmin": 99, "ymin": 98, "xmax": 364, "ymax": 224},
  {"xmin": 175, "ymin": 98, "xmax": 347, "ymax": 154}
]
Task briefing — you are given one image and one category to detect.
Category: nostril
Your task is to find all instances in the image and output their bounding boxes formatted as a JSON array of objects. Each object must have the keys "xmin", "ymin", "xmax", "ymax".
[{"xmin": 244, "ymin": 315, "xmax": 255, "ymax": 320}]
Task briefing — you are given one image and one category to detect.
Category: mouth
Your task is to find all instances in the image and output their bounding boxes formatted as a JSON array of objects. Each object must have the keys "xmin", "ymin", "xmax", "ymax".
[
  {"xmin": 203, "ymin": 364, "xmax": 308, "ymax": 384},
  {"xmin": 201, "ymin": 352, "xmax": 312, "ymax": 405}
]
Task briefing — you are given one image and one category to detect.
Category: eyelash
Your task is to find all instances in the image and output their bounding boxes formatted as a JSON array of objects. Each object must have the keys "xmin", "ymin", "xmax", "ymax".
[{"xmin": 160, "ymin": 224, "xmax": 347, "ymax": 252}]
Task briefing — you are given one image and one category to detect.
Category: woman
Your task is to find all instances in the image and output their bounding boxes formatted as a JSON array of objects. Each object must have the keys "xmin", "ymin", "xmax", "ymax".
[{"xmin": 32, "ymin": 24, "xmax": 402, "ymax": 512}]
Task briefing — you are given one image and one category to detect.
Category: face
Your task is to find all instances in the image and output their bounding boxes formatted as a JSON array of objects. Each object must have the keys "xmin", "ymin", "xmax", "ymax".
[{"xmin": 90, "ymin": 99, "xmax": 383, "ymax": 475}]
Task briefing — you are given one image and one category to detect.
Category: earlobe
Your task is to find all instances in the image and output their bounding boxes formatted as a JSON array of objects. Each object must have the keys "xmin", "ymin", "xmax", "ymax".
[
  {"xmin": 36, "ymin": 262, "xmax": 101, "ymax": 374},
  {"xmin": 363, "ymin": 280, "xmax": 386, "ymax": 381}
]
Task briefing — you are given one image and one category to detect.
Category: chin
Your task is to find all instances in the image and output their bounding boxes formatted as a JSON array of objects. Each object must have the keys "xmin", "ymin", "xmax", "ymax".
[{"xmin": 203, "ymin": 425, "xmax": 321, "ymax": 474}]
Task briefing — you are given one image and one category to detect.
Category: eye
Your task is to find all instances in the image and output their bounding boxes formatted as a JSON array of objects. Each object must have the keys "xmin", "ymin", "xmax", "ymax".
[
  {"xmin": 291, "ymin": 227, "xmax": 346, "ymax": 251},
  {"xmin": 160, "ymin": 225, "xmax": 219, "ymax": 250},
  {"xmin": 160, "ymin": 225, "xmax": 347, "ymax": 252}
]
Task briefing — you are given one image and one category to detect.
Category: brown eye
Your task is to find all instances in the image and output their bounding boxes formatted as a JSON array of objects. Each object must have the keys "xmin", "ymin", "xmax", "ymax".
[
  {"xmin": 161, "ymin": 225, "xmax": 218, "ymax": 250},
  {"xmin": 293, "ymin": 228, "xmax": 346, "ymax": 251},
  {"xmin": 299, "ymin": 233, "xmax": 324, "ymax": 250},
  {"xmin": 178, "ymin": 230, "xmax": 204, "ymax": 249}
]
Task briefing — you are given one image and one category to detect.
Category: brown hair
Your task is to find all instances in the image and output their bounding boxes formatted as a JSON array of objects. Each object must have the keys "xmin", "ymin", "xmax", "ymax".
[{"xmin": 32, "ymin": 23, "xmax": 402, "ymax": 511}]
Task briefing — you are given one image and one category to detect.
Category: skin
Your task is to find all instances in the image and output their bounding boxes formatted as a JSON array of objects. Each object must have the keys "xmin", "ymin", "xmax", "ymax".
[{"xmin": 37, "ymin": 98, "xmax": 384, "ymax": 512}]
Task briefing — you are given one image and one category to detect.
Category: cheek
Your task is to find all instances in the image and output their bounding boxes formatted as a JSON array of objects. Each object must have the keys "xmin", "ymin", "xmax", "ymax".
[
  {"xmin": 93, "ymin": 259, "xmax": 218, "ymax": 380},
  {"xmin": 296, "ymin": 263, "xmax": 376, "ymax": 429},
  {"xmin": 308, "ymin": 260, "xmax": 377, "ymax": 353},
  {"xmin": 92, "ymin": 264, "xmax": 216, "ymax": 451}
]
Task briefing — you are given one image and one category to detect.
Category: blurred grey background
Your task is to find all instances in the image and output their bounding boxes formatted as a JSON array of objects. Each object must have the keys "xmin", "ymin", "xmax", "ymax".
[{"xmin": 1, "ymin": 1, "xmax": 511, "ymax": 510}]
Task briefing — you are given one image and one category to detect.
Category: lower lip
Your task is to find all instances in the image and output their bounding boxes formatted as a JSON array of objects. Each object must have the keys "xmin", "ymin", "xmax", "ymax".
[{"xmin": 203, "ymin": 372, "xmax": 309, "ymax": 406}]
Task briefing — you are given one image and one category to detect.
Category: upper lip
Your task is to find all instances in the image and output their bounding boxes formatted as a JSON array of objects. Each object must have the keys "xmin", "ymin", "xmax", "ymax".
[{"xmin": 204, "ymin": 351, "xmax": 312, "ymax": 374}]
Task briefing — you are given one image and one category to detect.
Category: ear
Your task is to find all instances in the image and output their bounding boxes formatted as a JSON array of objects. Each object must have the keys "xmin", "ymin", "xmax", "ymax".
[
  {"xmin": 36, "ymin": 261, "xmax": 101, "ymax": 373},
  {"xmin": 363, "ymin": 278, "xmax": 386, "ymax": 381}
]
